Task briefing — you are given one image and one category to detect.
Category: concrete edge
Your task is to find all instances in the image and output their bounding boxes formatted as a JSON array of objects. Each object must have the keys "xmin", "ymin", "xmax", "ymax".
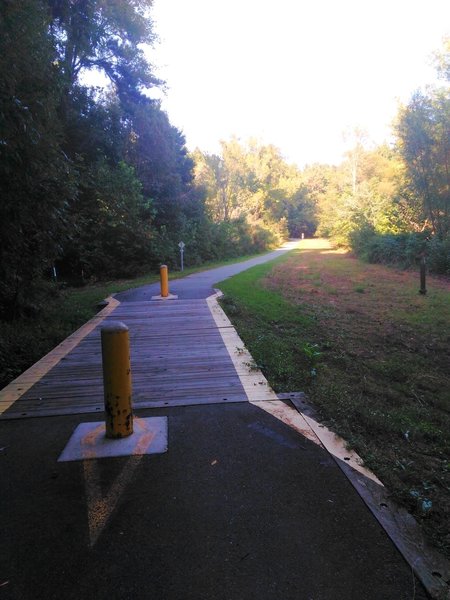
[
  {"xmin": 207, "ymin": 290, "xmax": 450, "ymax": 600},
  {"xmin": 150, "ymin": 294, "xmax": 179, "ymax": 300},
  {"xmin": 0, "ymin": 296, "xmax": 120, "ymax": 416},
  {"xmin": 58, "ymin": 416, "xmax": 168, "ymax": 462}
]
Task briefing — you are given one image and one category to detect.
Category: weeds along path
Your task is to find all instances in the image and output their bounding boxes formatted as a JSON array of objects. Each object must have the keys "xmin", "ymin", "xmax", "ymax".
[{"xmin": 217, "ymin": 238, "xmax": 450, "ymax": 560}]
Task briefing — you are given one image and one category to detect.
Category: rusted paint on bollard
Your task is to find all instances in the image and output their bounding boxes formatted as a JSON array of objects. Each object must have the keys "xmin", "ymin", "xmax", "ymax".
[{"xmin": 101, "ymin": 321, "xmax": 133, "ymax": 439}]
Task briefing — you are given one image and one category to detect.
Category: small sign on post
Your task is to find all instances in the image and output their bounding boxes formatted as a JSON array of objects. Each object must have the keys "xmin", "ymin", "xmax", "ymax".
[{"xmin": 178, "ymin": 241, "xmax": 185, "ymax": 271}]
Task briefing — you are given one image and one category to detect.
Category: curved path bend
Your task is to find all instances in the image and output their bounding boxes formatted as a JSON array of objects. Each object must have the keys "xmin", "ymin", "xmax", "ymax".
[{"xmin": 115, "ymin": 240, "xmax": 299, "ymax": 302}]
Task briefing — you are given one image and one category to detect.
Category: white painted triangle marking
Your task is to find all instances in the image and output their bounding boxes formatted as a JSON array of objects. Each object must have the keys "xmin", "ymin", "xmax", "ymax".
[
  {"xmin": 79, "ymin": 417, "xmax": 164, "ymax": 547},
  {"xmin": 83, "ymin": 452, "xmax": 147, "ymax": 547}
]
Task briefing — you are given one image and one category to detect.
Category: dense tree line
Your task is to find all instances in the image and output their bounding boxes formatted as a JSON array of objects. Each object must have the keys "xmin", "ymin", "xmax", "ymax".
[
  {"xmin": 0, "ymin": 1, "xmax": 286, "ymax": 321},
  {"xmin": 191, "ymin": 39, "xmax": 450, "ymax": 276},
  {"xmin": 310, "ymin": 39, "xmax": 450, "ymax": 273},
  {"xmin": 192, "ymin": 138, "xmax": 317, "ymax": 240},
  {"xmin": 1, "ymin": 2, "xmax": 448, "ymax": 323}
]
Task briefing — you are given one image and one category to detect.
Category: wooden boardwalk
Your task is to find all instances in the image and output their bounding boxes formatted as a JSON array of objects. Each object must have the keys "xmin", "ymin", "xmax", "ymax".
[
  {"xmin": 2, "ymin": 289, "xmax": 449, "ymax": 599},
  {"xmin": 0, "ymin": 298, "xmax": 259, "ymax": 419}
]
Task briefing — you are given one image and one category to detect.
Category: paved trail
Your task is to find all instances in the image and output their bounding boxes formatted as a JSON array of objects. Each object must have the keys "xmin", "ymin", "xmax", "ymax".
[
  {"xmin": 115, "ymin": 241, "xmax": 299, "ymax": 302},
  {"xmin": 0, "ymin": 239, "xmax": 435, "ymax": 600}
]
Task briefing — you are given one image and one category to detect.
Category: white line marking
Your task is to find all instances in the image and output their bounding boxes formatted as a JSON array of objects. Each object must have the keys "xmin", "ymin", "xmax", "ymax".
[
  {"xmin": 83, "ymin": 453, "xmax": 145, "ymax": 547},
  {"xmin": 82, "ymin": 417, "xmax": 158, "ymax": 547}
]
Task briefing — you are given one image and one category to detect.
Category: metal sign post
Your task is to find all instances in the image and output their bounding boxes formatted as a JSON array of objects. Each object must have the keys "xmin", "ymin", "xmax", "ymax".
[{"xmin": 178, "ymin": 241, "xmax": 185, "ymax": 271}]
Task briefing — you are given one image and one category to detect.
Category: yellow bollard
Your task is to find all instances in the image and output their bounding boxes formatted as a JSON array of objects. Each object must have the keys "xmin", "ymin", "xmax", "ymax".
[
  {"xmin": 160, "ymin": 264, "xmax": 169, "ymax": 298},
  {"xmin": 101, "ymin": 321, "xmax": 133, "ymax": 439}
]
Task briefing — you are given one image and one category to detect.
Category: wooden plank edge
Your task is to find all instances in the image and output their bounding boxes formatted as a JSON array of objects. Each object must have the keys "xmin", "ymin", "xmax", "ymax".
[
  {"xmin": 205, "ymin": 292, "xmax": 325, "ymax": 448},
  {"xmin": 206, "ymin": 291, "xmax": 279, "ymax": 403},
  {"xmin": 0, "ymin": 395, "xmax": 258, "ymax": 420},
  {"xmin": 0, "ymin": 296, "xmax": 120, "ymax": 415}
]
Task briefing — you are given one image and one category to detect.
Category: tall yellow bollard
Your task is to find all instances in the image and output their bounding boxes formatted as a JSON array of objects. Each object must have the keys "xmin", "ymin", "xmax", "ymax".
[
  {"xmin": 101, "ymin": 321, "xmax": 133, "ymax": 439},
  {"xmin": 160, "ymin": 264, "xmax": 169, "ymax": 298}
]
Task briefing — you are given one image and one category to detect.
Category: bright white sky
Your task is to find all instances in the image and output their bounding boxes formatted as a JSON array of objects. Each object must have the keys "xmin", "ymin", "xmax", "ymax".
[{"xmin": 146, "ymin": 0, "xmax": 450, "ymax": 167}]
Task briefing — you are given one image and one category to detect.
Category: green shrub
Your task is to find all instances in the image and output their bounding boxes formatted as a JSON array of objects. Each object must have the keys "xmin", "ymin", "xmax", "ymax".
[
  {"xmin": 427, "ymin": 235, "xmax": 450, "ymax": 275},
  {"xmin": 349, "ymin": 228, "xmax": 450, "ymax": 274}
]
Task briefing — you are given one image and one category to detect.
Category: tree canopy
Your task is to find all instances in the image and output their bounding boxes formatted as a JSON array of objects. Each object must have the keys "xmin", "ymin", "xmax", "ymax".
[
  {"xmin": 0, "ymin": 1, "xmax": 295, "ymax": 318},
  {"xmin": 1, "ymin": 6, "xmax": 449, "ymax": 321}
]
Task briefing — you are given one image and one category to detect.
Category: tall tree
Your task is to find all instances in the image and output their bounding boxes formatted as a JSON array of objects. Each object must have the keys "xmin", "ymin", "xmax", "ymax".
[
  {"xmin": 47, "ymin": 0, "xmax": 160, "ymax": 97},
  {"xmin": 192, "ymin": 151, "xmax": 231, "ymax": 222},
  {"xmin": 192, "ymin": 139, "xmax": 315, "ymax": 239},
  {"xmin": 46, "ymin": 0, "xmax": 198, "ymax": 276},
  {"xmin": 395, "ymin": 39, "xmax": 450, "ymax": 238},
  {"xmin": 396, "ymin": 88, "xmax": 450, "ymax": 237},
  {"xmin": 433, "ymin": 36, "xmax": 450, "ymax": 82},
  {"xmin": 343, "ymin": 127, "xmax": 368, "ymax": 195},
  {"xmin": 313, "ymin": 145, "xmax": 405, "ymax": 245},
  {"xmin": 123, "ymin": 100, "xmax": 193, "ymax": 227},
  {"xmin": 0, "ymin": 0, "xmax": 75, "ymax": 317}
]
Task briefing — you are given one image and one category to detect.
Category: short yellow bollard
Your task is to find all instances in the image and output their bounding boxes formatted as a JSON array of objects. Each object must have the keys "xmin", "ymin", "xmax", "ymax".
[
  {"xmin": 160, "ymin": 264, "xmax": 169, "ymax": 298},
  {"xmin": 101, "ymin": 321, "xmax": 133, "ymax": 439}
]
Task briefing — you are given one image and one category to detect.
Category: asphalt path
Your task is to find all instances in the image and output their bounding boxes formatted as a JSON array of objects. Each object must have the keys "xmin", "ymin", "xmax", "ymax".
[
  {"xmin": 115, "ymin": 241, "xmax": 299, "ymax": 302},
  {"xmin": 1, "ymin": 403, "xmax": 428, "ymax": 600},
  {"xmin": 0, "ymin": 240, "xmax": 431, "ymax": 599}
]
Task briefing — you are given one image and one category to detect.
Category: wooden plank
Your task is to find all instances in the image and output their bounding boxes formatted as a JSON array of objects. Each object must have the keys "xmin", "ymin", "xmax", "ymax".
[
  {"xmin": 0, "ymin": 297, "xmax": 119, "ymax": 415},
  {"xmin": 1, "ymin": 295, "xmax": 284, "ymax": 419},
  {"xmin": 1, "ymin": 297, "xmax": 252, "ymax": 418}
]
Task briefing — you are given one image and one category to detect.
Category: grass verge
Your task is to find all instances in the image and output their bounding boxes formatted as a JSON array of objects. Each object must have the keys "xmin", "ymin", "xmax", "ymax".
[{"xmin": 217, "ymin": 238, "xmax": 450, "ymax": 559}]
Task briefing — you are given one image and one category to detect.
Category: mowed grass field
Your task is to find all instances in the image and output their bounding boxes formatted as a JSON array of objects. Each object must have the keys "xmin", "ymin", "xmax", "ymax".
[{"xmin": 217, "ymin": 238, "xmax": 450, "ymax": 558}]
